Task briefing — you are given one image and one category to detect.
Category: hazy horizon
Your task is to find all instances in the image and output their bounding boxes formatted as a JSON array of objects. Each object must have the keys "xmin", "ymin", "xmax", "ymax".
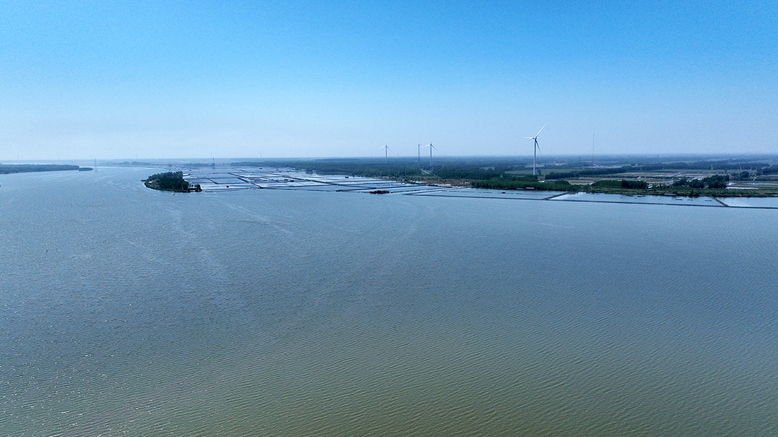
[{"xmin": 2, "ymin": 2, "xmax": 776, "ymax": 160}]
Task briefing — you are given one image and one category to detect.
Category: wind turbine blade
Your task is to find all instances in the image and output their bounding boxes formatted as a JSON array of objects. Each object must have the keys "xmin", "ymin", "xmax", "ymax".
[
  {"xmin": 522, "ymin": 137, "xmax": 535, "ymax": 139},
  {"xmin": 535, "ymin": 122, "xmax": 548, "ymax": 137}
]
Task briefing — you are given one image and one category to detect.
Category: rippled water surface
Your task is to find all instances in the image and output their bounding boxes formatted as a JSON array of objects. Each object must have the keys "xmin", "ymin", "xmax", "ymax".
[{"xmin": 1, "ymin": 168, "xmax": 777, "ymax": 436}]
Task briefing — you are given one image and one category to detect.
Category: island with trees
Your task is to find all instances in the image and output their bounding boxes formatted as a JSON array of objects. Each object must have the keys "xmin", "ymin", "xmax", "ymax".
[{"xmin": 144, "ymin": 171, "xmax": 201, "ymax": 192}]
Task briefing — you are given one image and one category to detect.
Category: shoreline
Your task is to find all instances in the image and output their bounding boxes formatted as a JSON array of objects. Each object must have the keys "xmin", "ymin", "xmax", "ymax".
[
  {"xmin": 175, "ymin": 167, "xmax": 778, "ymax": 208},
  {"xmin": 400, "ymin": 177, "xmax": 778, "ymax": 198}
]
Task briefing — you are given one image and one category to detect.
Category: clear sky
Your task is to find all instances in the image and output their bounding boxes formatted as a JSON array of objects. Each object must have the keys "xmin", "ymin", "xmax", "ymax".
[{"xmin": 1, "ymin": 0, "xmax": 776, "ymax": 160}]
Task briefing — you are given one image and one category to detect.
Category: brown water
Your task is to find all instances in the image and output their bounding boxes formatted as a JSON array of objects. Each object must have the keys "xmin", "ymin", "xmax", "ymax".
[{"xmin": 1, "ymin": 167, "xmax": 777, "ymax": 435}]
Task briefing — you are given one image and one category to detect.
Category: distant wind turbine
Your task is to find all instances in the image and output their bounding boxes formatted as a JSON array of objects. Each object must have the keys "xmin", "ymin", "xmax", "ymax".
[
  {"xmin": 423, "ymin": 143, "xmax": 436, "ymax": 168},
  {"xmin": 417, "ymin": 144, "xmax": 421, "ymax": 168},
  {"xmin": 524, "ymin": 123, "xmax": 547, "ymax": 176},
  {"xmin": 380, "ymin": 144, "xmax": 390, "ymax": 162}
]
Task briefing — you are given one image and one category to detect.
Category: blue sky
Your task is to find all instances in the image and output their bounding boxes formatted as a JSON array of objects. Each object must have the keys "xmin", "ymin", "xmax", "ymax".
[{"xmin": 1, "ymin": 0, "xmax": 776, "ymax": 160}]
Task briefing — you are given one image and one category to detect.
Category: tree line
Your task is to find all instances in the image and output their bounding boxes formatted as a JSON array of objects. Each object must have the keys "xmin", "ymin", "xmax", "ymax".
[{"xmin": 0, "ymin": 164, "xmax": 81, "ymax": 174}]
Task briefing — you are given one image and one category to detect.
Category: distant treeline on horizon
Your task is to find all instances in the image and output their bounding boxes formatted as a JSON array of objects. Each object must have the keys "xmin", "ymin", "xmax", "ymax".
[
  {"xmin": 231, "ymin": 155, "xmax": 778, "ymax": 175},
  {"xmin": 0, "ymin": 164, "xmax": 85, "ymax": 175}
]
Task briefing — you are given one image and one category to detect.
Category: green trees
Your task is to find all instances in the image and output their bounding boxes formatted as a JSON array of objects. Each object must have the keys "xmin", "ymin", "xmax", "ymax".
[
  {"xmin": 591, "ymin": 180, "xmax": 622, "ymax": 188},
  {"xmin": 704, "ymin": 175, "xmax": 729, "ymax": 189},
  {"xmin": 144, "ymin": 171, "xmax": 192, "ymax": 192},
  {"xmin": 590, "ymin": 179, "xmax": 646, "ymax": 189},
  {"xmin": 621, "ymin": 180, "xmax": 648, "ymax": 189},
  {"xmin": 671, "ymin": 175, "xmax": 728, "ymax": 189},
  {"xmin": 471, "ymin": 178, "xmax": 574, "ymax": 191}
]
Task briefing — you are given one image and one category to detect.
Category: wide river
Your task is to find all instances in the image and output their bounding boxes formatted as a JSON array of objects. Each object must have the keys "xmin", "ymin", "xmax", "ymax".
[{"xmin": 1, "ymin": 168, "xmax": 777, "ymax": 436}]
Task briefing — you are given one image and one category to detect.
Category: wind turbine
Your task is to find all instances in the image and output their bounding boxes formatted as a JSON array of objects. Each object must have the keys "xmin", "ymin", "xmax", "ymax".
[
  {"xmin": 524, "ymin": 123, "xmax": 547, "ymax": 176},
  {"xmin": 417, "ymin": 144, "xmax": 421, "ymax": 168},
  {"xmin": 380, "ymin": 144, "xmax": 390, "ymax": 162},
  {"xmin": 423, "ymin": 143, "xmax": 436, "ymax": 168}
]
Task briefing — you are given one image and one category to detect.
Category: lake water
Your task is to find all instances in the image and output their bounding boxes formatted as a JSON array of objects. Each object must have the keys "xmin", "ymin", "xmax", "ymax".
[{"xmin": 1, "ymin": 168, "xmax": 777, "ymax": 436}]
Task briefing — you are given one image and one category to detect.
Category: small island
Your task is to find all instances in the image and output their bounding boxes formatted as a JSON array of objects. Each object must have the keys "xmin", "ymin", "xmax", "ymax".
[{"xmin": 144, "ymin": 171, "xmax": 201, "ymax": 192}]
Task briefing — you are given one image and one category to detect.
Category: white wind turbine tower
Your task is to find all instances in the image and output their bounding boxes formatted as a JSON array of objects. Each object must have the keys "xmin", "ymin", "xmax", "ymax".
[
  {"xmin": 380, "ymin": 144, "xmax": 390, "ymax": 162},
  {"xmin": 423, "ymin": 143, "xmax": 436, "ymax": 168},
  {"xmin": 524, "ymin": 123, "xmax": 547, "ymax": 176}
]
